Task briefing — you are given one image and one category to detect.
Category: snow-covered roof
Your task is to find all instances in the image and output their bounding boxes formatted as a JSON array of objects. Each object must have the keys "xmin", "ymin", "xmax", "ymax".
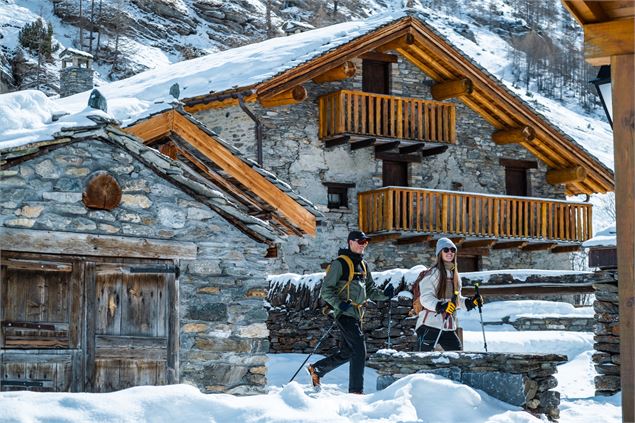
[
  {"xmin": 0, "ymin": 8, "xmax": 613, "ymax": 188},
  {"xmin": 582, "ymin": 225, "xmax": 616, "ymax": 248},
  {"xmin": 60, "ymin": 47, "xmax": 94, "ymax": 59}
]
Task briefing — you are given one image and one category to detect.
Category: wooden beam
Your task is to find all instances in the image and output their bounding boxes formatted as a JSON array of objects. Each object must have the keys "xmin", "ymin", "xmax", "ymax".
[
  {"xmin": 183, "ymin": 93, "xmax": 258, "ymax": 113},
  {"xmin": 492, "ymin": 126, "xmax": 536, "ymax": 145},
  {"xmin": 375, "ymin": 152, "xmax": 421, "ymax": 163},
  {"xmin": 399, "ymin": 143, "xmax": 426, "ymax": 154},
  {"xmin": 420, "ymin": 145, "xmax": 449, "ymax": 157},
  {"xmin": 259, "ymin": 86, "xmax": 307, "ymax": 108},
  {"xmin": 124, "ymin": 111, "xmax": 173, "ymax": 142},
  {"xmin": 551, "ymin": 244, "xmax": 582, "ymax": 253},
  {"xmin": 312, "ymin": 61, "xmax": 356, "ymax": 83},
  {"xmin": 521, "ymin": 242, "xmax": 557, "ymax": 251},
  {"xmin": 613, "ymin": 53, "xmax": 635, "ymax": 423},
  {"xmin": 374, "ymin": 140, "xmax": 401, "ymax": 152},
  {"xmin": 0, "ymin": 228, "xmax": 198, "ymax": 259},
  {"xmin": 562, "ymin": 1, "xmax": 609, "ymax": 25},
  {"xmin": 546, "ymin": 166, "xmax": 588, "ymax": 185},
  {"xmin": 395, "ymin": 234, "xmax": 432, "ymax": 245},
  {"xmin": 367, "ymin": 232, "xmax": 402, "ymax": 243},
  {"xmin": 492, "ymin": 240, "xmax": 528, "ymax": 250},
  {"xmin": 584, "ymin": 17, "xmax": 635, "ymax": 65},
  {"xmin": 172, "ymin": 112, "xmax": 316, "ymax": 235},
  {"xmin": 324, "ymin": 135, "xmax": 350, "ymax": 148},
  {"xmin": 350, "ymin": 138, "xmax": 376, "ymax": 150},
  {"xmin": 360, "ymin": 51, "xmax": 399, "ymax": 63},
  {"xmin": 462, "ymin": 283, "xmax": 594, "ymax": 296},
  {"xmin": 461, "ymin": 239, "xmax": 497, "ymax": 249},
  {"xmin": 458, "ymin": 247, "xmax": 490, "ymax": 256},
  {"xmin": 430, "ymin": 78, "xmax": 473, "ymax": 100}
]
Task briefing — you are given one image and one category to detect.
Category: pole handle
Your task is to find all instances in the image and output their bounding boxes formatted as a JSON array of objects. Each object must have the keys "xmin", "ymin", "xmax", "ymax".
[{"xmin": 474, "ymin": 283, "xmax": 482, "ymax": 312}]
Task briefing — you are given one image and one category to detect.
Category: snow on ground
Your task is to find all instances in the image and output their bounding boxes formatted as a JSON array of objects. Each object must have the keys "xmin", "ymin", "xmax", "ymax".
[{"xmin": 0, "ymin": 300, "xmax": 623, "ymax": 422}]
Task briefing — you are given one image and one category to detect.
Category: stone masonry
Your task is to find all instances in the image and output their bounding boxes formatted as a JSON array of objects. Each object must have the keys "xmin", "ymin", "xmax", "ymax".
[
  {"xmin": 592, "ymin": 273, "xmax": 621, "ymax": 396},
  {"xmin": 368, "ymin": 350, "xmax": 567, "ymax": 420},
  {"xmin": 193, "ymin": 53, "xmax": 573, "ymax": 275},
  {"xmin": 0, "ymin": 136, "xmax": 272, "ymax": 394}
]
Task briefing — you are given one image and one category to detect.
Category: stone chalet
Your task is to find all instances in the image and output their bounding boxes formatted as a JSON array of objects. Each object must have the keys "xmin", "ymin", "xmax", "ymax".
[
  {"xmin": 0, "ymin": 8, "xmax": 615, "ymax": 395},
  {"xmin": 122, "ymin": 9, "xmax": 612, "ymax": 273}
]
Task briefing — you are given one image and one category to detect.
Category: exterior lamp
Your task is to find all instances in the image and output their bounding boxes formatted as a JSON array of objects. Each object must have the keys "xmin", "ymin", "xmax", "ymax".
[{"xmin": 590, "ymin": 65, "xmax": 612, "ymax": 127}]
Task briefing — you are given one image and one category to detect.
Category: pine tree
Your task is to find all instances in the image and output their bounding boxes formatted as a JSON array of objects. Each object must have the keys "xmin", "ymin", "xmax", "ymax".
[{"xmin": 18, "ymin": 18, "xmax": 54, "ymax": 59}]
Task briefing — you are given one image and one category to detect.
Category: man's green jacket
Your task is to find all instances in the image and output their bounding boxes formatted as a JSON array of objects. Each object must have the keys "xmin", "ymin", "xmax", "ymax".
[{"xmin": 320, "ymin": 253, "xmax": 387, "ymax": 320}]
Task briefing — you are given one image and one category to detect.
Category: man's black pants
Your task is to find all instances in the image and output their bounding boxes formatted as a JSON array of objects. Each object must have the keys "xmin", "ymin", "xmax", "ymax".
[
  {"xmin": 416, "ymin": 325, "xmax": 462, "ymax": 352},
  {"xmin": 311, "ymin": 315, "xmax": 366, "ymax": 393}
]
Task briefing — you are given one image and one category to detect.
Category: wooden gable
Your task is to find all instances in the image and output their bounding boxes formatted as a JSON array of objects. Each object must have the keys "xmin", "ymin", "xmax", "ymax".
[
  {"xmin": 179, "ymin": 15, "xmax": 614, "ymax": 196},
  {"xmin": 125, "ymin": 110, "xmax": 317, "ymax": 236}
]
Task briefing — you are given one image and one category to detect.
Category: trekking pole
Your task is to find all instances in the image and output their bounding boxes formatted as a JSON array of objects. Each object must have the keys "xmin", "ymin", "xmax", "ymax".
[
  {"xmin": 475, "ymin": 283, "xmax": 488, "ymax": 352},
  {"xmin": 289, "ymin": 320, "xmax": 337, "ymax": 383},
  {"xmin": 432, "ymin": 291, "xmax": 458, "ymax": 350}
]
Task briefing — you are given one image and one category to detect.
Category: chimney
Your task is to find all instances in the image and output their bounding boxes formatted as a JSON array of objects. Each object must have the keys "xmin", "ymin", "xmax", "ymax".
[{"xmin": 59, "ymin": 48, "xmax": 94, "ymax": 98}]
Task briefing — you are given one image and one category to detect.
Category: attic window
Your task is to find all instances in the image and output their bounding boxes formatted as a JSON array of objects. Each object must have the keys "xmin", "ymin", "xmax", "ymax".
[{"xmin": 324, "ymin": 182, "xmax": 355, "ymax": 210}]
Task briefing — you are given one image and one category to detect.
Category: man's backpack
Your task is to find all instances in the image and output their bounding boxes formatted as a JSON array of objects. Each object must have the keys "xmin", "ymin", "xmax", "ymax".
[{"xmin": 321, "ymin": 255, "xmax": 367, "ymax": 315}]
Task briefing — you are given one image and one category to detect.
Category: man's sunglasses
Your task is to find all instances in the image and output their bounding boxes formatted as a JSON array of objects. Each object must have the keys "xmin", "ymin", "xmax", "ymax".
[
  {"xmin": 354, "ymin": 239, "xmax": 369, "ymax": 245},
  {"xmin": 442, "ymin": 247, "xmax": 456, "ymax": 253}
]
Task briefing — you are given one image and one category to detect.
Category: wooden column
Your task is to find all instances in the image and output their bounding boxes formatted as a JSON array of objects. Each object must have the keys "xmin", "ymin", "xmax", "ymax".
[
  {"xmin": 613, "ymin": 53, "xmax": 635, "ymax": 423},
  {"xmin": 545, "ymin": 166, "xmax": 587, "ymax": 185}
]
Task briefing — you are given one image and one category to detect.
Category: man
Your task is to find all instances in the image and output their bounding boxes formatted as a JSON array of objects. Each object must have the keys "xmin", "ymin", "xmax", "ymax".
[{"xmin": 307, "ymin": 230, "xmax": 394, "ymax": 394}]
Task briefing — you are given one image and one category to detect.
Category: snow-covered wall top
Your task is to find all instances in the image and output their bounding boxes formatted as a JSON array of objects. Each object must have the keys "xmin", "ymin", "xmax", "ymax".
[
  {"xmin": 0, "ymin": 8, "xmax": 612, "ymax": 172},
  {"xmin": 582, "ymin": 225, "xmax": 617, "ymax": 248}
]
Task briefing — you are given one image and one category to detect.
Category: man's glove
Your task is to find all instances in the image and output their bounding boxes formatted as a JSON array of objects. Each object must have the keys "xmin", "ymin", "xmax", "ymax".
[
  {"xmin": 435, "ymin": 301, "xmax": 456, "ymax": 314},
  {"xmin": 339, "ymin": 301, "xmax": 352, "ymax": 312},
  {"xmin": 465, "ymin": 294, "xmax": 484, "ymax": 311},
  {"xmin": 383, "ymin": 284, "xmax": 395, "ymax": 298}
]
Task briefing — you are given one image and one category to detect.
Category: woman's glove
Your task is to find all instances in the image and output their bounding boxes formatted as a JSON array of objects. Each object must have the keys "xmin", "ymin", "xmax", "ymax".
[
  {"xmin": 435, "ymin": 301, "xmax": 456, "ymax": 314},
  {"xmin": 465, "ymin": 295, "xmax": 484, "ymax": 311}
]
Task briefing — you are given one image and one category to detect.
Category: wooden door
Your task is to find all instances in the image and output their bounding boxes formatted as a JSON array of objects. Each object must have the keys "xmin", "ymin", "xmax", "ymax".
[
  {"xmin": 86, "ymin": 262, "xmax": 177, "ymax": 392},
  {"xmin": 457, "ymin": 255, "xmax": 480, "ymax": 272},
  {"xmin": 0, "ymin": 255, "xmax": 83, "ymax": 392},
  {"xmin": 383, "ymin": 160, "xmax": 408, "ymax": 187},
  {"xmin": 505, "ymin": 167, "xmax": 528, "ymax": 197},
  {"xmin": 362, "ymin": 60, "xmax": 391, "ymax": 94}
]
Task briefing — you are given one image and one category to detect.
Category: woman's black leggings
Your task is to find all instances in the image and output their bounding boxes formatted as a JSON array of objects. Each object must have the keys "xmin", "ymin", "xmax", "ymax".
[{"xmin": 416, "ymin": 325, "xmax": 462, "ymax": 352}]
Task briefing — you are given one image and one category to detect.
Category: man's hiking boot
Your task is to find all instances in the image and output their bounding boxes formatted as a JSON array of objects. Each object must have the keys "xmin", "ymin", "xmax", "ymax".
[{"xmin": 307, "ymin": 364, "xmax": 320, "ymax": 390}]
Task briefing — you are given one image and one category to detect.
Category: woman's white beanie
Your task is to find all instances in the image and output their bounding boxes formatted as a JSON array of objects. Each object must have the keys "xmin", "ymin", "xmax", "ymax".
[{"xmin": 435, "ymin": 237, "xmax": 457, "ymax": 256}]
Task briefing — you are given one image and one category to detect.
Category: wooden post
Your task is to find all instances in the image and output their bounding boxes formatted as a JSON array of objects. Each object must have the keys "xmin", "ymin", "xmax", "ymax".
[
  {"xmin": 613, "ymin": 54, "xmax": 635, "ymax": 423},
  {"xmin": 259, "ymin": 86, "xmax": 307, "ymax": 108},
  {"xmin": 431, "ymin": 78, "xmax": 473, "ymax": 100},
  {"xmin": 312, "ymin": 61, "xmax": 356, "ymax": 83},
  {"xmin": 385, "ymin": 189, "xmax": 394, "ymax": 232},
  {"xmin": 546, "ymin": 166, "xmax": 588, "ymax": 185},
  {"xmin": 492, "ymin": 126, "xmax": 536, "ymax": 145}
]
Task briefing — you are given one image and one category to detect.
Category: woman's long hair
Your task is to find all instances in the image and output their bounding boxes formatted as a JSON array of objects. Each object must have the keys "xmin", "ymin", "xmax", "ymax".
[{"xmin": 434, "ymin": 252, "xmax": 460, "ymax": 299}]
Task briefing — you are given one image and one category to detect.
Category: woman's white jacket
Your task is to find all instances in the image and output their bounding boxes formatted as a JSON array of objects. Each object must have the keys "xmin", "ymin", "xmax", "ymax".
[{"xmin": 415, "ymin": 267, "xmax": 466, "ymax": 331}]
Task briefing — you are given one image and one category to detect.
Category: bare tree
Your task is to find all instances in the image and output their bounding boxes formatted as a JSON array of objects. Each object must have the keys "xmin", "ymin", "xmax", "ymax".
[
  {"xmin": 95, "ymin": 0, "xmax": 103, "ymax": 59},
  {"xmin": 89, "ymin": 0, "xmax": 95, "ymax": 53},
  {"xmin": 266, "ymin": 0, "xmax": 273, "ymax": 38},
  {"xmin": 79, "ymin": 0, "xmax": 84, "ymax": 49}
]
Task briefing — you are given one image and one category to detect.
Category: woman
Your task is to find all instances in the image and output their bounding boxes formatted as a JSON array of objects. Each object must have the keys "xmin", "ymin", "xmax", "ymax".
[{"xmin": 414, "ymin": 237, "xmax": 483, "ymax": 351}]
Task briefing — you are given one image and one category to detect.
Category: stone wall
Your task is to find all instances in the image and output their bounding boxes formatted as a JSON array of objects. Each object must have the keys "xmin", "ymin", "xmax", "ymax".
[
  {"xmin": 592, "ymin": 276, "xmax": 621, "ymax": 396},
  {"xmin": 508, "ymin": 317, "xmax": 594, "ymax": 332},
  {"xmin": 266, "ymin": 270, "xmax": 600, "ymax": 355},
  {"xmin": 368, "ymin": 350, "xmax": 567, "ymax": 420},
  {"xmin": 0, "ymin": 138, "xmax": 271, "ymax": 394},
  {"xmin": 193, "ymin": 53, "xmax": 571, "ymax": 275}
]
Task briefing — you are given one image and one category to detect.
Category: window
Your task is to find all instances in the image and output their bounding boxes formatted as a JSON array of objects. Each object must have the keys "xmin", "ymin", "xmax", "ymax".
[
  {"xmin": 324, "ymin": 182, "xmax": 355, "ymax": 210},
  {"xmin": 500, "ymin": 159, "xmax": 537, "ymax": 197},
  {"xmin": 458, "ymin": 255, "xmax": 481, "ymax": 272}
]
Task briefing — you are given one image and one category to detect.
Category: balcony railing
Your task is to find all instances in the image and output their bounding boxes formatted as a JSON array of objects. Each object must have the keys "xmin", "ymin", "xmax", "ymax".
[
  {"xmin": 358, "ymin": 187, "xmax": 592, "ymax": 242},
  {"xmin": 318, "ymin": 90, "xmax": 456, "ymax": 143}
]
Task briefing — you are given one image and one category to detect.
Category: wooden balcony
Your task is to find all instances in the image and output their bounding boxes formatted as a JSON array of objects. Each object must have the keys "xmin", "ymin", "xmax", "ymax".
[
  {"xmin": 358, "ymin": 187, "xmax": 592, "ymax": 244},
  {"xmin": 318, "ymin": 90, "xmax": 456, "ymax": 144}
]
